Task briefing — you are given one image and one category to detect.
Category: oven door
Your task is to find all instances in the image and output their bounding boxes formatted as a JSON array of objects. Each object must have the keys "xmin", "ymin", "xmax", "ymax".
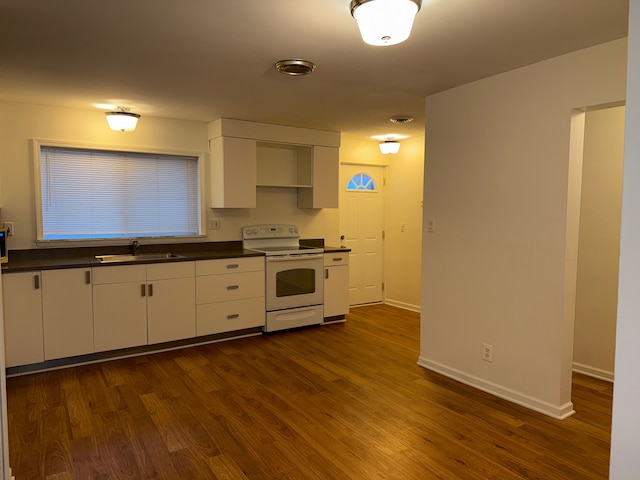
[{"xmin": 265, "ymin": 254, "xmax": 324, "ymax": 311}]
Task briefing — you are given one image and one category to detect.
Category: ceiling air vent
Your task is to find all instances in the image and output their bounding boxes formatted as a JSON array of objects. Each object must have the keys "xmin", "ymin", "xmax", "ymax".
[
  {"xmin": 389, "ymin": 115, "xmax": 414, "ymax": 124},
  {"xmin": 274, "ymin": 59, "xmax": 316, "ymax": 76}
]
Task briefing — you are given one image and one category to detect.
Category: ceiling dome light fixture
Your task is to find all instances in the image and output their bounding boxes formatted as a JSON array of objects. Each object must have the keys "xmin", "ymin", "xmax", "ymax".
[
  {"xmin": 350, "ymin": 0, "xmax": 422, "ymax": 46},
  {"xmin": 379, "ymin": 140, "xmax": 401, "ymax": 154},
  {"xmin": 274, "ymin": 59, "xmax": 316, "ymax": 76},
  {"xmin": 105, "ymin": 107, "xmax": 140, "ymax": 132}
]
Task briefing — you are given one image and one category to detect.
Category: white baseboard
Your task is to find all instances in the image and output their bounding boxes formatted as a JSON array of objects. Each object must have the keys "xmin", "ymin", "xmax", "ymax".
[
  {"xmin": 383, "ymin": 299, "xmax": 421, "ymax": 313},
  {"xmin": 417, "ymin": 356, "xmax": 575, "ymax": 420},
  {"xmin": 572, "ymin": 362, "xmax": 614, "ymax": 383}
]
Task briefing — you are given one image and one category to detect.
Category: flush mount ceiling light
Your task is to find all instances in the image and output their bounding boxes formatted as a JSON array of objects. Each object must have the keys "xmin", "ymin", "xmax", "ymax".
[
  {"xmin": 105, "ymin": 107, "xmax": 140, "ymax": 132},
  {"xmin": 379, "ymin": 140, "xmax": 401, "ymax": 154},
  {"xmin": 350, "ymin": 0, "xmax": 422, "ymax": 46},
  {"xmin": 274, "ymin": 59, "xmax": 316, "ymax": 76}
]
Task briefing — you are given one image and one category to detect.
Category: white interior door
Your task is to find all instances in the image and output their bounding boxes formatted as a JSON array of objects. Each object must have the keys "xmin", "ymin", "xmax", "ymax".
[{"xmin": 340, "ymin": 165, "xmax": 385, "ymax": 306}]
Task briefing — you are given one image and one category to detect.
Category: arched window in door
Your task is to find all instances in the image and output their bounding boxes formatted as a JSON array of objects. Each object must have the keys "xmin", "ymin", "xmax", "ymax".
[{"xmin": 346, "ymin": 172, "xmax": 377, "ymax": 191}]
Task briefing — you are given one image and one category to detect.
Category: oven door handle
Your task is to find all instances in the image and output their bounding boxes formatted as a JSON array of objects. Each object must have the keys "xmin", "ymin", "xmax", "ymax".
[{"xmin": 266, "ymin": 254, "xmax": 324, "ymax": 262}]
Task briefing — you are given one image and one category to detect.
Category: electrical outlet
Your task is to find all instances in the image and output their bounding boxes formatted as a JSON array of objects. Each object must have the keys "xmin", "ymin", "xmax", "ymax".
[
  {"xmin": 482, "ymin": 343, "xmax": 494, "ymax": 362},
  {"xmin": 3, "ymin": 222, "xmax": 14, "ymax": 236},
  {"xmin": 400, "ymin": 223, "xmax": 405, "ymax": 233},
  {"xmin": 209, "ymin": 218, "xmax": 221, "ymax": 230}
]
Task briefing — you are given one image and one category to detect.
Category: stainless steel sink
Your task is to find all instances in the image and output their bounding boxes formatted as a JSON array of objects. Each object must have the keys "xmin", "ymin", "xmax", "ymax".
[{"xmin": 95, "ymin": 253, "xmax": 184, "ymax": 263}]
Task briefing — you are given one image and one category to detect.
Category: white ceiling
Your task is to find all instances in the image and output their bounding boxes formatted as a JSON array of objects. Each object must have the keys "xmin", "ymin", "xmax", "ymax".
[{"xmin": 0, "ymin": 0, "xmax": 629, "ymax": 142}]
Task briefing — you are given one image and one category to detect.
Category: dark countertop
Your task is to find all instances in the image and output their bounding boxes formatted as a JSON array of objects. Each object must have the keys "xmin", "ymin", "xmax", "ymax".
[
  {"xmin": 1, "ymin": 241, "xmax": 263, "ymax": 274},
  {"xmin": 322, "ymin": 246, "xmax": 351, "ymax": 253},
  {"xmin": 1, "ymin": 240, "xmax": 349, "ymax": 273}
]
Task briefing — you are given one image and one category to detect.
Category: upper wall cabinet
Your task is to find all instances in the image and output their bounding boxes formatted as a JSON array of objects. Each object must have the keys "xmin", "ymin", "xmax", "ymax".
[
  {"xmin": 298, "ymin": 146, "xmax": 339, "ymax": 209},
  {"xmin": 208, "ymin": 118, "xmax": 340, "ymax": 209},
  {"xmin": 210, "ymin": 136, "xmax": 257, "ymax": 209}
]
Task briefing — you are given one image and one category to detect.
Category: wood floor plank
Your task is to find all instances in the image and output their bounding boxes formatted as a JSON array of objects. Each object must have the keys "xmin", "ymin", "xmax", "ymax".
[{"xmin": 7, "ymin": 304, "xmax": 613, "ymax": 479}]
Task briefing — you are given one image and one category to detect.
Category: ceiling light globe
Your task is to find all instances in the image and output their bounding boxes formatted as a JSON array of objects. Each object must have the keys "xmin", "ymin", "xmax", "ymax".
[
  {"xmin": 379, "ymin": 140, "xmax": 401, "ymax": 154},
  {"xmin": 105, "ymin": 111, "xmax": 140, "ymax": 132},
  {"xmin": 351, "ymin": 0, "xmax": 421, "ymax": 46}
]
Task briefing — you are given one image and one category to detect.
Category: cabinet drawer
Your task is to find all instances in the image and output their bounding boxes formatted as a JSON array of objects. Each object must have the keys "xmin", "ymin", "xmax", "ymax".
[
  {"xmin": 324, "ymin": 253, "xmax": 349, "ymax": 266},
  {"xmin": 197, "ymin": 297, "xmax": 265, "ymax": 335},
  {"xmin": 196, "ymin": 257, "xmax": 264, "ymax": 276},
  {"xmin": 196, "ymin": 271, "xmax": 264, "ymax": 304},
  {"xmin": 92, "ymin": 264, "xmax": 146, "ymax": 284}
]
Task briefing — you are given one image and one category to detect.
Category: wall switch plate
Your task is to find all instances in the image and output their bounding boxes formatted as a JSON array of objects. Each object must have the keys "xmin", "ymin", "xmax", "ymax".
[
  {"xmin": 3, "ymin": 222, "xmax": 14, "ymax": 236},
  {"xmin": 482, "ymin": 343, "xmax": 494, "ymax": 362},
  {"xmin": 209, "ymin": 218, "xmax": 221, "ymax": 230},
  {"xmin": 426, "ymin": 218, "xmax": 435, "ymax": 233}
]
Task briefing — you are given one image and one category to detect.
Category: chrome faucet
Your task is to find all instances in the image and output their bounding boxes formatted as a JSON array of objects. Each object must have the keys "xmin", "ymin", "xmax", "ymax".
[{"xmin": 131, "ymin": 240, "xmax": 140, "ymax": 256}]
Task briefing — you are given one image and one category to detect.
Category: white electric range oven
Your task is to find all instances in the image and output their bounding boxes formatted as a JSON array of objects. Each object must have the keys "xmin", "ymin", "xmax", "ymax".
[{"xmin": 243, "ymin": 224, "xmax": 324, "ymax": 332}]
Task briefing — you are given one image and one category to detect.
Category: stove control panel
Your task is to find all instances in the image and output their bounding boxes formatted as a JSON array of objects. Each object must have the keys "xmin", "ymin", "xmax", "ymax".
[{"xmin": 243, "ymin": 224, "xmax": 299, "ymax": 240}]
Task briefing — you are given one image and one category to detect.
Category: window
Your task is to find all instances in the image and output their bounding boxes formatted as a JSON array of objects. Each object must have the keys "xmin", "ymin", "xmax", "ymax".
[
  {"xmin": 346, "ymin": 172, "xmax": 377, "ymax": 191},
  {"xmin": 36, "ymin": 144, "xmax": 202, "ymax": 241}
]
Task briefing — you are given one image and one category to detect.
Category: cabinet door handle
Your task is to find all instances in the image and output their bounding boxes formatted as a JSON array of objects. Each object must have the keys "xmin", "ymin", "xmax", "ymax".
[
  {"xmin": 325, "ymin": 268, "xmax": 329, "ymax": 279},
  {"xmin": 34, "ymin": 275, "xmax": 40, "ymax": 290},
  {"xmin": 226, "ymin": 285, "xmax": 239, "ymax": 290},
  {"xmin": 226, "ymin": 263, "xmax": 239, "ymax": 269},
  {"xmin": 141, "ymin": 284, "xmax": 146, "ymax": 297},
  {"xmin": 149, "ymin": 284, "xmax": 154, "ymax": 297},
  {"xmin": 85, "ymin": 271, "xmax": 91, "ymax": 284},
  {"xmin": 227, "ymin": 313, "xmax": 240, "ymax": 320}
]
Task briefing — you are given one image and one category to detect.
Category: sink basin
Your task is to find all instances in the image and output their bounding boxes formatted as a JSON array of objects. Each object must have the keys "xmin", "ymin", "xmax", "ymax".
[{"xmin": 95, "ymin": 253, "xmax": 183, "ymax": 263}]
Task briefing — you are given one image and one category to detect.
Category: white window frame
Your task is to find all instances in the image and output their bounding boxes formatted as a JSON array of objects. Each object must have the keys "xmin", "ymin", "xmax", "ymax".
[{"xmin": 32, "ymin": 139, "xmax": 206, "ymax": 243}]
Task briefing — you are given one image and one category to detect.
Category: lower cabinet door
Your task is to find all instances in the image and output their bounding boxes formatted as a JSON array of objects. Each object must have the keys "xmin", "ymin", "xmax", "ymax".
[
  {"xmin": 93, "ymin": 282, "xmax": 147, "ymax": 352},
  {"xmin": 42, "ymin": 268, "xmax": 93, "ymax": 360},
  {"xmin": 196, "ymin": 297, "xmax": 265, "ymax": 336},
  {"xmin": 3, "ymin": 272, "xmax": 44, "ymax": 367},
  {"xmin": 147, "ymin": 277, "xmax": 196, "ymax": 344}
]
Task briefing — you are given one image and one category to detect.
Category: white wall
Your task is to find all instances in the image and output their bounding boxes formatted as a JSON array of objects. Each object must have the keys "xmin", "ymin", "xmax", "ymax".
[
  {"xmin": 573, "ymin": 106, "xmax": 625, "ymax": 381},
  {"xmin": 610, "ymin": 0, "xmax": 640, "ymax": 476},
  {"xmin": 0, "ymin": 102, "xmax": 338, "ymax": 250},
  {"xmin": 0, "ymin": 102, "xmax": 208, "ymax": 249},
  {"xmin": 419, "ymin": 38, "xmax": 627, "ymax": 418},
  {"xmin": 340, "ymin": 134, "xmax": 424, "ymax": 311}
]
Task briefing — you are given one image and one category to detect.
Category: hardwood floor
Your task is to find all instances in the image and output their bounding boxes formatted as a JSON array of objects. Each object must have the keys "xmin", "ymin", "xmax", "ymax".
[{"xmin": 6, "ymin": 304, "xmax": 612, "ymax": 479}]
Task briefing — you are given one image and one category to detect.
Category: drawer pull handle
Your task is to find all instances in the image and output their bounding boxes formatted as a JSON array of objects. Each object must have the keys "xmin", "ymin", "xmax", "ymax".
[
  {"xmin": 226, "ymin": 264, "xmax": 239, "ymax": 269},
  {"xmin": 333, "ymin": 257, "xmax": 343, "ymax": 262},
  {"xmin": 227, "ymin": 285, "xmax": 239, "ymax": 290},
  {"xmin": 227, "ymin": 314, "xmax": 240, "ymax": 320}
]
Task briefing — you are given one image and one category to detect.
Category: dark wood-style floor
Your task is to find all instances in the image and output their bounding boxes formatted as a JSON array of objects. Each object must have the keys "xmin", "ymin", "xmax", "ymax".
[{"xmin": 7, "ymin": 304, "xmax": 612, "ymax": 480}]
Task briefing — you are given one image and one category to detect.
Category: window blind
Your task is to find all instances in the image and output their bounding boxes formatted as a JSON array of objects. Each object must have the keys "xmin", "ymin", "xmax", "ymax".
[{"xmin": 39, "ymin": 146, "xmax": 200, "ymax": 240}]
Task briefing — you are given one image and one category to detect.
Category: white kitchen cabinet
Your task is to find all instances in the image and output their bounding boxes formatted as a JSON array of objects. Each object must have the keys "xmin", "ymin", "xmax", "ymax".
[
  {"xmin": 298, "ymin": 146, "xmax": 340, "ymax": 209},
  {"xmin": 324, "ymin": 253, "xmax": 349, "ymax": 320},
  {"xmin": 92, "ymin": 265, "xmax": 147, "ymax": 352},
  {"xmin": 42, "ymin": 268, "xmax": 94, "ymax": 360},
  {"xmin": 147, "ymin": 262, "xmax": 196, "ymax": 344},
  {"xmin": 2, "ymin": 272, "xmax": 44, "ymax": 367},
  {"xmin": 93, "ymin": 262, "xmax": 196, "ymax": 348},
  {"xmin": 208, "ymin": 118, "xmax": 340, "ymax": 210},
  {"xmin": 195, "ymin": 257, "xmax": 265, "ymax": 336},
  {"xmin": 210, "ymin": 136, "xmax": 257, "ymax": 208}
]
